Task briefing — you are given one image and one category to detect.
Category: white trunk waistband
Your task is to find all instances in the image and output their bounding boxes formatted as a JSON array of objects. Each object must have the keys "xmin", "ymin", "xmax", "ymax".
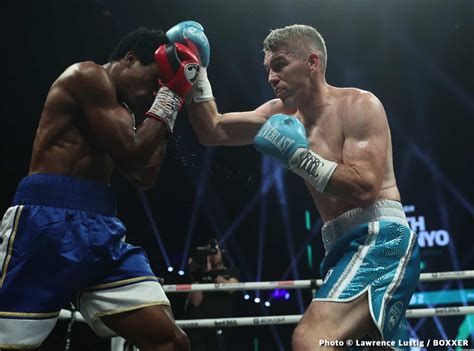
[{"xmin": 321, "ymin": 200, "xmax": 409, "ymax": 252}]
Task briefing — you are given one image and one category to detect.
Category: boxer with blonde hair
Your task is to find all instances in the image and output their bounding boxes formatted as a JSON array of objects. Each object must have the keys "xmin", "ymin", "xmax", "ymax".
[{"xmin": 171, "ymin": 22, "xmax": 420, "ymax": 350}]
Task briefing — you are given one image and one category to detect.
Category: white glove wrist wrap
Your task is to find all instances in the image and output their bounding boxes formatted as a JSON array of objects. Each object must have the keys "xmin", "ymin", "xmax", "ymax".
[
  {"xmin": 289, "ymin": 148, "xmax": 337, "ymax": 192},
  {"xmin": 186, "ymin": 67, "xmax": 214, "ymax": 104},
  {"xmin": 147, "ymin": 87, "xmax": 183, "ymax": 131}
]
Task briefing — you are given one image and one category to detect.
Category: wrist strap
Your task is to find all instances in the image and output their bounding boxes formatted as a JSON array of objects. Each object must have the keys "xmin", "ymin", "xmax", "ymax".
[
  {"xmin": 146, "ymin": 87, "xmax": 183, "ymax": 132},
  {"xmin": 290, "ymin": 149, "xmax": 337, "ymax": 192},
  {"xmin": 186, "ymin": 67, "xmax": 214, "ymax": 104}
]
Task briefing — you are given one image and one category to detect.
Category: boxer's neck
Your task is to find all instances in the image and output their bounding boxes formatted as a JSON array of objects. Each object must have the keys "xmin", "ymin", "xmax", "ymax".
[{"xmin": 297, "ymin": 82, "xmax": 332, "ymax": 121}]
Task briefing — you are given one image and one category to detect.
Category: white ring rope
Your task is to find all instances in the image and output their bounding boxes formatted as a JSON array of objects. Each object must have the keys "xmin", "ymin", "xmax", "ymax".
[
  {"xmin": 178, "ymin": 306, "xmax": 474, "ymax": 328},
  {"xmin": 163, "ymin": 270, "xmax": 474, "ymax": 293},
  {"xmin": 59, "ymin": 306, "xmax": 474, "ymax": 328}
]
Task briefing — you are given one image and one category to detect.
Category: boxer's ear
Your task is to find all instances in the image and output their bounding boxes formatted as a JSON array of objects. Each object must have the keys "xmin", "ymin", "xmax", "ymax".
[
  {"xmin": 124, "ymin": 51, "xmax": 138, "ymax": 67},
  {"xmin": 307, "ymin": 52, "xmax": 320, "ymax": 71}
]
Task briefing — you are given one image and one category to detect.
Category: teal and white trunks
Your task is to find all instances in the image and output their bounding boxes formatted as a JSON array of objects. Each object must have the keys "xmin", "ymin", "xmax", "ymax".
[{"xmin": 314, "ymin": 200, "xmax": 420, "ymax": 350}]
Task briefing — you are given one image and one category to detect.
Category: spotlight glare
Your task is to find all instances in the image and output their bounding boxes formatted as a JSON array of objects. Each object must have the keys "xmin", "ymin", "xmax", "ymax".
[
  {"xmin": 244, "ymin": 294, "xmax": 250, "ymax": 300},
  {"xmin": 264, "ymin": 301, "xmax": 271, "ymax": 307},
  {"xmin": 167, "ymin": 267, "xmax": 174, "ymax": 272},
  {"xmin": 254, "ymin": 297, "xmax": 261, "ymax": 303},
  {"xmin": 272, "ymin": 289, "xmax": 289, "ymax": 300},
  {"xmin": 284, "ymin": 292, "xmax": 290, "ymax": 300},
  {"xmin": 178, "ymin": 270, "xmax": 185, "ymax": 276}
]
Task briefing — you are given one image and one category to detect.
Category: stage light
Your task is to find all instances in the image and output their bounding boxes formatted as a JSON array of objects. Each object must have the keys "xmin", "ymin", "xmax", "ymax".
[
  {"xmin": 167, "ymin": 267, "xmax": 174, "ymax": 272},
  {"xmin": 137, "ymin": 190, "xmax": 172, "ymax": 268},
  {"xmin": 272, "ymin": 289, "xmax": 289, "ymax": 300}
]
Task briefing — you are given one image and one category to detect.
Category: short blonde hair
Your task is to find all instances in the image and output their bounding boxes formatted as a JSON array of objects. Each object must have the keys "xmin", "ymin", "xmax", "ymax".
[{"xmin": 263, "ymin": 24, "xmax": 327, "ymax": 72}]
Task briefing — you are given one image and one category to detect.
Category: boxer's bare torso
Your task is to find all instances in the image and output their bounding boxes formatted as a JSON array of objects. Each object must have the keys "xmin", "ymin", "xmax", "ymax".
[
  {"xmin": 30, "ymin": 63, "xmax": 116, "ymax": 182},
  {"xmin": 294, "ymin": 86, "xmax": 400, "ymax": 221},
  {"xmin": 29, "ymin": 60, "xmax": 166, "ymax": 188}
]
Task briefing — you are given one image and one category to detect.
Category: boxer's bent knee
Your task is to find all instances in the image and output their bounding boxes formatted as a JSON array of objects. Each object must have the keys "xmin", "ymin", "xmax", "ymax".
[
  {"xmin": 292, "ymin": 297, "xmax": 372, "ymax": 350},
  {"xmin": 292, "ymin": 319, "xmax": 341, "ymax": 351},
  {"xmin": 135, "ymin": 326, "xmax": 189, "ymax": 351},
  {"xmin": 102, "ymin": 305, "xmax": 190, "ymax": 350},
  {"xmin": 171, "ymin": 328, "xmax": 190, "ymax": 351}
]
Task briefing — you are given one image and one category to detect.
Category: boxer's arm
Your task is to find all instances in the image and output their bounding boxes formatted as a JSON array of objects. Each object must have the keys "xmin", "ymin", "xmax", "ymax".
[
  {"xmin": 168, "ymin": 21, "xmax": 296, "ymax": 145},
  {"xmin": 187, "ymin": 98, "xmax": 294, "ymax": 146},
  {"xmin": 71, "ymin": 63, "xmax": 168, "ymax": 174},
  {"xmin": 323, "ymin": 92, "xmax": 388, "ymax": 207},
  {"xmin": 127, "ymin": 141, "xmax": 167, "ymax": 190}
]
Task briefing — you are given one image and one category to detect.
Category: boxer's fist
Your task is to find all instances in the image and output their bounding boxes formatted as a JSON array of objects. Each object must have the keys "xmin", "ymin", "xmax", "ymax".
[
  {"xmin": 254, "ymin": 114, "xmax": 338, "ymax": 193},
  {"xmin": 167, "ymin": 21, "xmax": 214, "ymax": 103},
  {"xmin": 254, "ymin": 114, "xmax": 309, "ymax": 168},
  {"xmin": 166, "ymin": 21, "xmax": 210, "ymax": 67},
  {"xmin": 146, "ymin": 43, "xmax": 199, "ymax": 131},
  {"xmin": 155, "ymin": 42, "xmax": 199, "ymax": 98}
]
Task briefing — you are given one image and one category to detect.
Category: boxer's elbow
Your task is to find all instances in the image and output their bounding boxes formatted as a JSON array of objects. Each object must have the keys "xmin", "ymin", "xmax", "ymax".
[
  {"xmin": 353, "ymin": 191, "xmax": 378, "ymax": 208},
  {"xmin": 351, "ymin": 180, "xmax": 379, "ymax": 208},
  {"xmin": 128, "ymin": 164, "xmax": 162, "ymax": 190},
  {"xmin": 114, "ymin": 155, "xmax": 146, "ymax": 176},
  {"xmin": 111, "ymin": 142, "xmax": 140, "ymax": 171},
  {"xmin": 340, "ymin": 166, "xmax": 380, "ymax": 207},
  {"xmin": 124, "ymin": 170, "xmax": 157, "ymax": 190},
  {"xmin": 115, "ymin": 141, "xmax": 156, "ymax": 174}
]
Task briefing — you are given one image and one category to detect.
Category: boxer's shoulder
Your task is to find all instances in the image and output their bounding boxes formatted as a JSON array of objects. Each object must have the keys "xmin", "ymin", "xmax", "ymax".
[
  {"xmin": 330, "ymin": 86, "xmax": 379, "ymax": 107},
  {"xmin": 51, "ymin": 62, "xmax": 114, "ymax": 104},
  {"xmin": 73, "ymin": 62, "xmax": 110, "ymax": 88},
  {"xmin": 53, "ymin": 62, "xmax": 110, "ymax": 91},
  {"xmin": 329, "ymin": 87, "xmax": 386, "ymax": 128}
]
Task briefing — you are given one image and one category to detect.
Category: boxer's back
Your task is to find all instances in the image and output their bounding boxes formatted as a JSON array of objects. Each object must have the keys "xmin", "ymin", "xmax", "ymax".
[{"xmin": 29, "ymin": 63, "xmax": 113, "ymax": 183}]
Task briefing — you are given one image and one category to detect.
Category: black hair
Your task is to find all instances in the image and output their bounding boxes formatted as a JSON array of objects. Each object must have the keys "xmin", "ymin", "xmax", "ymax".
[{"xmin": 109, "ymin": 27, "xmax": 168, "ymax": 65}]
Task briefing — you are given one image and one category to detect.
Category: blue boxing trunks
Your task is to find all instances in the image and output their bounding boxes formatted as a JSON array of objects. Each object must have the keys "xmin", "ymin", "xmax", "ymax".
[
  {"xmin": 0, "ymin": 174, "xmax": 170, "ymax": 349},
  {"xmin": 314, "ymin": 200, "xmax": 420, "ymax": 350}
]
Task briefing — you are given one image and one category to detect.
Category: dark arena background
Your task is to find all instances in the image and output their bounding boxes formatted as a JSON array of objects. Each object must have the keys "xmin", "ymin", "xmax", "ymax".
[{"xmin": 3, "ymin": 0, "xmax": 473, "ymax": 350}]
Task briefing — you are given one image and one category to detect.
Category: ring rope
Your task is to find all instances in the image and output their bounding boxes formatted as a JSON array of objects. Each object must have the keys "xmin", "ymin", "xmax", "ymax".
[
  {"xmin": 163, "ymin": 270, "xmax": 474, "ymax": 293},
  {"xmin": 59, "ymin": 306, "xmax": 474, "ymax": 328},
  {"xmin": 58, "ymin": 270, "xmax": 474, "ymax": 327}
]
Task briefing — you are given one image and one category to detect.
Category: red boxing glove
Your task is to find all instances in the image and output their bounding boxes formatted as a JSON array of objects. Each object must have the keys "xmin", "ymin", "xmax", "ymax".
[
  {"xmin": 146, "ymin": 43, "xmax": 199, "ymax": 131},
  {"xmin": 156, "ymin": 43, "xmax": 199, "ymax": 97}
]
